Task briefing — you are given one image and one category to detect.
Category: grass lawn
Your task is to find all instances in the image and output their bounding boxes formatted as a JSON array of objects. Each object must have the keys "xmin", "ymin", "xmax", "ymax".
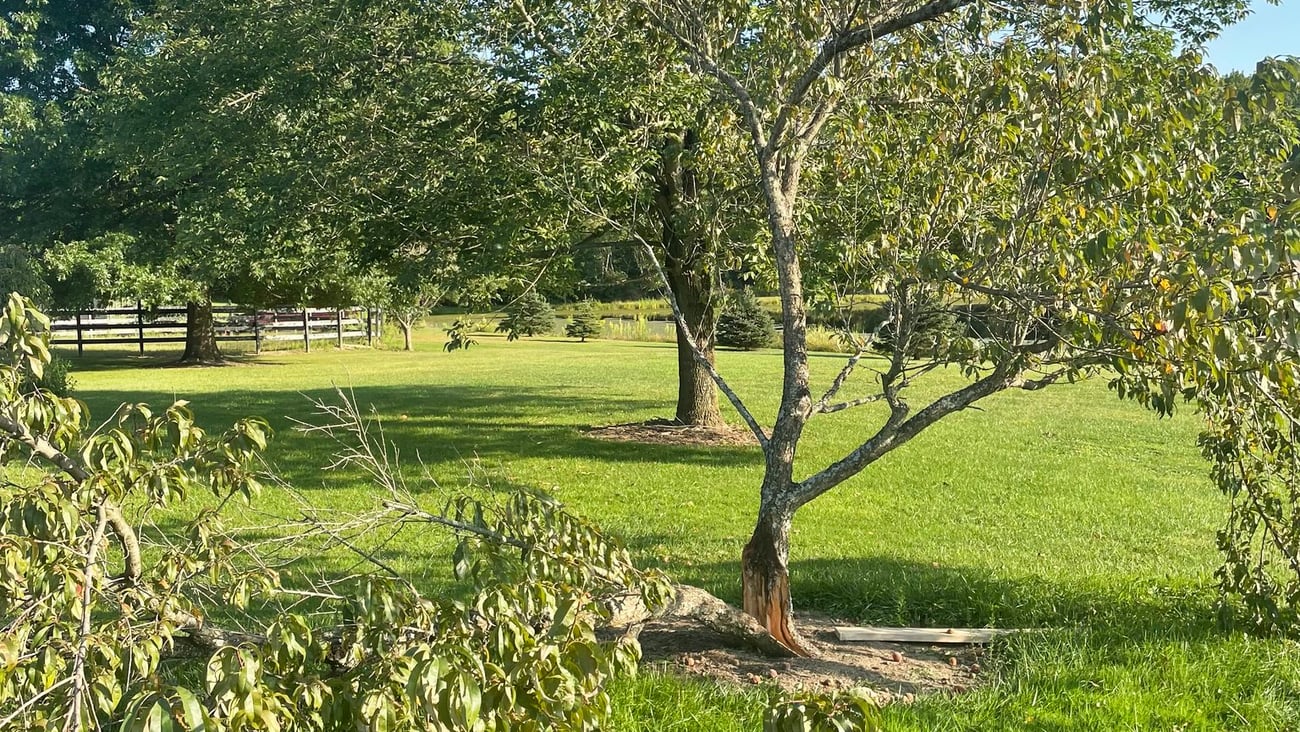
[{"xmin": 65, "ymin": 327, "xmax": 1300, "ymax": 730}]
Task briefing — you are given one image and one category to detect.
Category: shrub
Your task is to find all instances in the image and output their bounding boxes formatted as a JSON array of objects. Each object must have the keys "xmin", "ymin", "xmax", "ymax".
[
  {"xmin": 565, "ymin": 299, "xmax": 603, "ymax": 342},
  {"xmin": 0, "ymin": 293, "xmax": 673, "ymax": 731},
  {"xmin": 444, "ymin": 317, "xmax": 479, "ymax": 352},
  {"xmin": 717, "ymin": 290, "xmax": 776, "ymax": 350},
  {"xmin": 497, "ymin": 290, "xmax": 555, "ymax": 340},
  {"xmin": 20, "ymin": 352, "xmax": 75, "ymax": 396}
]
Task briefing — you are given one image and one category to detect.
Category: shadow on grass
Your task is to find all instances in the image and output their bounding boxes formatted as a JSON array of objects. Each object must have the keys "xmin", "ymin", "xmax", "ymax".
[
  {"xmin": 55, "ymin": 348, "xmax": 275, "ymax": 372},
  {"xmin": 675, "ymin": 556, "xmax": 1223, "ymax": 643},
  {"xmin": 76, "ymin": 384, "xmax": 763, "ymax": 484}
]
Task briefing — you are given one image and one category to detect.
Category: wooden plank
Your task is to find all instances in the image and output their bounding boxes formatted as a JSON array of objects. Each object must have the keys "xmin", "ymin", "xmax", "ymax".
[{"xmin": 834, "ymin": 626, "xmax": 1018, "ymax": 644}]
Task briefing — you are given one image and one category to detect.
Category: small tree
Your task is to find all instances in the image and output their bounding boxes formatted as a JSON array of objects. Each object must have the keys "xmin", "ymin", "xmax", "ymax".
[
  {"xmin": 565, "ymin": 299, "xmax": 603, "ymax": 342},
  {"xmin": 873, "ymin": 290, "xmax": 964, "ymax": 360},
  {"xmin": 625, "ymin": 1, "xmax": 1300, "ymax": 655},
  {"xmin": 497, "ymin": 290, "xmax": 555, "ymax": 341},
  {"xmin": 717, "ymin": 290, "xmax": 776, "ymax": 350}
]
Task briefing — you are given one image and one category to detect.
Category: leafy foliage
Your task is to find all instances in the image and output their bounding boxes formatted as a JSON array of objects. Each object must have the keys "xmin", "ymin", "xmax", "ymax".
[
  {"xmin": 445, "ymin": 318, "xmax": 481, "ymax": 352},
  {"xmin": 498, "ymin": 291, "xmax": 556, "ymax": 341},
  {"xmin": 0, "ymin": 294, "xmax": 674, "ymax": 730},
  {"xmin": 0, "ymin": 245, "xmax": 51, "ymax": 307},
  {"xmin": 765, "ymin": 689, "xmax": 880, "ymax": 732},
  {"xmin": 565, "ymin": 300, "xmax": 603, "ymax": 342},
  {"xmin": 716, "ymin": 290, "xmax": 776, "ymax": 350}
]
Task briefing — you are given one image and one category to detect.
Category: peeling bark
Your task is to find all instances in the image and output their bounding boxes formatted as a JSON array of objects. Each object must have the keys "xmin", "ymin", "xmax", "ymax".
[{"xmin": 741, "ymin": 507, "xmax": 814, "ymax": 657}]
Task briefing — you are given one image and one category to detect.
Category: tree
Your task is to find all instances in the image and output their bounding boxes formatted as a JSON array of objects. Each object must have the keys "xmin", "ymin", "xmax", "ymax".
[
  {"xmin": 87, "ymin": 0, "xmax": 531, "ymax": 364},
  {"xmin": 487, "ymin": 2, "xmax": 765, "ymax": 426},
  {"xmin": 0, "ymin": 293, "xmax": 674, "ymax": 730},
  {"xmin": 565, "ymin": 299, "xmax": 603, "ymax": 342},
  {"xmin": 716, "ymin": 290, "xmax": 776, "ymax": 350},
  {"xmin": 616, "ymin": 0, "xmax": 1298, "ymax": 654},
  {"xmin": 498, "ymin": 291, "xmax": 556, "ymax": 340},
  {"xmin": 0, "ymin": 0, "xmax": 186, "ymax": 334}
]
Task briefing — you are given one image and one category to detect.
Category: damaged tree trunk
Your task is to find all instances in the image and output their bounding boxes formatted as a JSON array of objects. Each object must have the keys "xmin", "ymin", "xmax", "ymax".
[
  {"xmin": 179, "ymin": 299, "xmax": 224, "ymax": 365},
  {"xmin": 741, "ymin": 498, "xmax": 814, "ymax": 657},
  {"xmin": 736, "ymin": 164, "xmax": 817, "ymax": 655}
]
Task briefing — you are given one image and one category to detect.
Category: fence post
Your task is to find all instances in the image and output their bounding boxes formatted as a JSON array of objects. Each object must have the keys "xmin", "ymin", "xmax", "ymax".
[
  {"xmin": 336, "ymin": 309, "xmax": 344, "ymax": 348},
  {"xmin": 302, "ymin": 308, "xmax": 311, "ymax": 353},
  {"xmin": 75, "ymin": 311, "xmax": 84, "ymax": 356},
  {"xmin": 253, "ymin": 309, "xmax": 262, "ymax": 354},
  {"xmin": 366, "ymin": 308, "xmax": 373, "ymax": 346},
  {"xmin": 136, "ymin": 301, "xmax": 145, "ymax": 355}
]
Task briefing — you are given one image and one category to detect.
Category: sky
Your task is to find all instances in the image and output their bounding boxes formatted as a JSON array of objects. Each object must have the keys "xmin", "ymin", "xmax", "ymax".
[{"xmin": 1203, "ymin": 1, "xmax": 1299, "ymax": 72}]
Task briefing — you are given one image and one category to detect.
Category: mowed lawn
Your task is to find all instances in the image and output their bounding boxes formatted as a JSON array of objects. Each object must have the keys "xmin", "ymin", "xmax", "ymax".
[{"xmin": 67, "ymin": 327, "xmax": 1300, "ymax": 730}]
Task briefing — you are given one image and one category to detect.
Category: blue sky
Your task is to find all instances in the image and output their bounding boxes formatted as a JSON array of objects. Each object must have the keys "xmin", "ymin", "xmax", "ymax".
[{"xmin": 1203, "ymin": 1, "xmax": 1298, "ymax": 72}]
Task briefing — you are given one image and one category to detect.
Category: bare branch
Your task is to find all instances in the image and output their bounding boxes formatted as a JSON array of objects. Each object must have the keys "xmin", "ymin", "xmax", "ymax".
[
  {"xmin": 63, "ymin": 505, "xmax": 110, "ymax": 732},
  {"xmin": 797, "ymin": 359, "xmax": 1019, "ymax": 504},
  {"xmin": 814, "ymin": 394, "xmax": 887, "ymax": 415},
  {"xmin": 641, "ymin": 242, "xmax": 770, "ymax": 449},
  {"xmin": 768, "ymin": 0, "xmax": 976, "ymax": 153}
]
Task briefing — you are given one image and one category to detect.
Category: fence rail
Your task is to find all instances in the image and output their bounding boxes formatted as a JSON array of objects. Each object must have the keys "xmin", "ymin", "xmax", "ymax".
[{"xmin": 51, "ymin": 304, "xmax": 382, "ymax": 355}]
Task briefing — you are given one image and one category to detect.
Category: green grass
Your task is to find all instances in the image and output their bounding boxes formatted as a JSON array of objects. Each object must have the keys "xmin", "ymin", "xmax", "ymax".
[{"xmin": 63, "ymin": 327, "xmax": 1300, "ymax": 730}]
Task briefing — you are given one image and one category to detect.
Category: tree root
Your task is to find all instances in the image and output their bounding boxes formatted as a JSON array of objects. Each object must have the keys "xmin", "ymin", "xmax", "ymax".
[{"xmin": 609, "ymin": 584, "xmax": 809, "ymax": 659}]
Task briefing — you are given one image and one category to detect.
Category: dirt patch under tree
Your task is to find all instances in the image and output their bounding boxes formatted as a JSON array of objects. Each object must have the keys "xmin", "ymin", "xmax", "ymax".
[
  {"xmin": 608, "ymin": 586, "xmax": 985, "ymax": 705},
  {"xmin": 585, "ymin": 419, "xmax": 756, "ymax": 448}
]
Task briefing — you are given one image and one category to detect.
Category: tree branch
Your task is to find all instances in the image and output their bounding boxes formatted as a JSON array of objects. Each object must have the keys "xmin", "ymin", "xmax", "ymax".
[
  {"xmin": 767, "ymin": 0, "xmax": 976, "ymax": 153},
  {"xmin": 641, "ymin": 242, "xmax": 770, "ymax": 448},
  {"xmin": 0, "ymin": 411, "xmax": 143, "ymax": 585},
  {"xmin": 796, "ymin": 359, "xmax": 1017, "ymax": 504},
  {"xmin": 633, "ymin": 3, "xmax": 768, "ymax": 153}
]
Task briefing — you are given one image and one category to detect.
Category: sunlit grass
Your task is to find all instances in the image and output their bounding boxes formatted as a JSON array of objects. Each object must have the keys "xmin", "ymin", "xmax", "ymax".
[{"xmin": 64, "ymin": 326, "xmax": 1300, "ymax": 729}]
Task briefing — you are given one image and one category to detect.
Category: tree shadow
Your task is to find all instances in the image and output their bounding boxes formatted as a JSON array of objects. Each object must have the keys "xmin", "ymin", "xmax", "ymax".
[
  {"xmin": 56, "ymin": 348, "xmax": 275, "ymax": 372},
  {"xmin": 677, "ymin": 555, "xmax": 1224, "ymax": 643},
  {"xmin": 74, "ymin": 384, "xmax": 763, "ymax": 486}
]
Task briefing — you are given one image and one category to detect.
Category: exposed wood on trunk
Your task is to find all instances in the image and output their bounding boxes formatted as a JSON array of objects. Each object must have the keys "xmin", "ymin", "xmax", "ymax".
[{"xmin": 741, "ymin": 506, "xmax": 814, "ymax": 657}]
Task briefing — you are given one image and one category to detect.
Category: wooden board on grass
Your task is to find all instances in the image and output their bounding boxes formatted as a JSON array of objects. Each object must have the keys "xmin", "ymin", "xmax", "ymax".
[{"xmin": 835, "ymin": 626, "xmax": 1018, "ymax": 644}]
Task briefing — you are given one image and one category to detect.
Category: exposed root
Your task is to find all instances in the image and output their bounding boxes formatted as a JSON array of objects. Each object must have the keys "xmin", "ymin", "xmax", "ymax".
[{"xmin": 609, "ymin": 584, "xmax": 805, "ymax": 659}]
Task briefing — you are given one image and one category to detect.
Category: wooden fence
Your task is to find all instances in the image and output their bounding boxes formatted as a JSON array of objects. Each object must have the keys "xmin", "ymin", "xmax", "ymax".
[{"xmin": 51, "ymin": 304, "xmax": 382, "ymax": 355}]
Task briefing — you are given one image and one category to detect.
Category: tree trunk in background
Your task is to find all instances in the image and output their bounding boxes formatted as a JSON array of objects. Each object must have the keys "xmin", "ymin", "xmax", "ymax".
[
  {"xmin": 656, "ymin": 126, "xmax": 724, "ymax": 427},
  {"xmin": 400, "ymin": 320, "xmax": 414, "ymax": 351},
  {"xmin": 668, "ymin": 267, "xmax": 722, "ymax": 426},
  {"xmin": 179, "ymin": 299, "xmax": 223, "ymax": 364}
]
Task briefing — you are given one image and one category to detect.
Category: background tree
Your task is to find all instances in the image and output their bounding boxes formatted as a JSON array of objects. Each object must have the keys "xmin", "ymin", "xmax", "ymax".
[
  {"xmin": 88, "ymin": 0, "xmax": 526, "ymax": 362},
  {"xmin": 621, "ymin": 0, "xmax": 1295, "ymax": 654},
  {"xmin": 716, "ymin": 290, "xmax": 776, "ymax": 350},
  {"xmin": 565, "ymin": 299, "xmax": 603, "ymax": 342},
  {"xmin": 498, "ymin": 291, "xmax": 556, "ymax": 341},
  {"xmin": 487, "ymin": 1, "xmax": 766, "ymax": 426},
  {"xmin": 0, "ymin": 0, "xmax": 182, "ymax": 329}
]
